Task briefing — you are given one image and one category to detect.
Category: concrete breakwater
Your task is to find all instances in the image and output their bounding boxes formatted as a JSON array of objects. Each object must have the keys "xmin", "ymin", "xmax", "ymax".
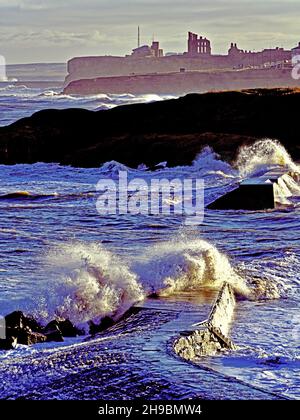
[
  {"xmin": 174, "ymin": 283, "xmax": 236, "ymax": 360},
  {"xmin": 208, "ymin": 169, "xmax": 300, "ymax": 210}
]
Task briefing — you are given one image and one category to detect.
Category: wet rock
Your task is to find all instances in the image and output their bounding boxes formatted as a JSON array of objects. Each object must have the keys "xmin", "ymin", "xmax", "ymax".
[
  {"xmin": 5, "ymin": 311, "xmax": 43, "ymax": 333},
  {"xmin": 0, "ymin": 336, "xmax": 17, "ymax": 350},
  {"xmin": 44, "ymin": 320, "xmax": 60, "ymax": 333},
  {"xmin": 43, "ymin": 321, "xmax": 64, "ymax": 342},
  {"xmin": 89, "ymin": 316, "xmax": 115, "ymax": 335},
  {"xmin": 57, "ymin": 319, "xmax": 80, "ymax": 337},
  {"xmin": 5, "ymin": 311, "xmax": 25, "ymax": 330},
  {"xmin": 25, "ymin": 316, "xmax": 43, "ymax": 333},
  {"xmin": 17, "ymin": 329, "xmax": 47, "ymax": 345},
  {"xmin": 2, "ymin": 88, "xmax": 300, "ymax": 169},
  {"xmin": 4, "ymin": 312, "xmax": 47, "ymax": 346},
  {"xmin": 45, "ymin": 319, "xmax": 83, "ymax": 338},
  {"xmin": 174, "ymin": 328, "xmax": 224, "ymax": 359}
]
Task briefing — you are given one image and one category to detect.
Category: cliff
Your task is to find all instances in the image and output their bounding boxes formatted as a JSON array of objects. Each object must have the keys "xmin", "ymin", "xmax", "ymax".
[
  {"xmin": 0, "ymin": 88, "xmax": 299, "ymax": 167},
  {"xmin": 64, "ymin": 68, "xmax": 299, "ymax": 96},
  {"xmin": 64, "ymin": 55, "xmax": 232, "ymax": 86}
]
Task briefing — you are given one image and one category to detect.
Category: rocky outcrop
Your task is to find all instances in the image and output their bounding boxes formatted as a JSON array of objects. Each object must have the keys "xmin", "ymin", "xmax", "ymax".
[
  {"xmin": 89, "ymin": 316, "xmax": 115, "ymax": 335},
  {"xmin": 0, "ymin": 311, "xmax": 84, "ymax": 350},
  {"xmin": 0, "ymin": 88, "xmax": 300, "ymax": 167},
  {"xmin": 0, "ymin": 309, "xmax": 129, "ymax": 350},
  {"xmin": 43, "ymin": 321, "xmax": 64, "ymax": 342},
  {"xmin": 3, "ymin": 311, "xmax": 47, "ymax": 347},
  {"xmin": 53, "ymin": 319, "xmax": 83, "ymax": 337},
  {"xmin": 0, "ymin": 337, "xmax": 18, "ymax": 350}
]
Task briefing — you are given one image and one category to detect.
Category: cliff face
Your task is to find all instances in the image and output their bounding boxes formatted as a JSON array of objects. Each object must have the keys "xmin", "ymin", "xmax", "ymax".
[
  {"xmin": 64, "ymin": 68, "xmax": 299, "ymax": 96},
  {"xmin": 0, "ymin": 88, "xmax": 299, "ymax": 167},
  {"xmin": 64, "ymin": 55, "xmax": 232, "ymax": 86},
  {"xmin": 64, "ymin": 50, "xmax": 292, "ymax": 87}
]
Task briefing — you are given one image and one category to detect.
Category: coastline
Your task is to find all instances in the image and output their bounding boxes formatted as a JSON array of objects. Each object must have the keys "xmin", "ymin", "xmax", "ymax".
[
  {"xmin": 0, "ymin": 87, "xmax": 299, "ymax": 167},
  {"xmin": 63, "ymin": 68, "xmax": 299, "ymax": 96}
]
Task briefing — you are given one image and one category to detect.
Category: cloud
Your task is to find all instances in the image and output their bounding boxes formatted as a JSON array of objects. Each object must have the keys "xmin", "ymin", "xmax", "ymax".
[
  {"xmin": 0, "ymin": 29, "xmax": 108, "ymax": 47},
  {"xmin": 0, "ymin": 0, "xmax": 299, "ymax": 62}
]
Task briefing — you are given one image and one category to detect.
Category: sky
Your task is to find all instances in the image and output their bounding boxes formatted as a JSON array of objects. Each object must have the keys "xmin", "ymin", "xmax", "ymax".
[{"xmin": 0, "ymin": 0, "xmax": 300, "ymax": 64}]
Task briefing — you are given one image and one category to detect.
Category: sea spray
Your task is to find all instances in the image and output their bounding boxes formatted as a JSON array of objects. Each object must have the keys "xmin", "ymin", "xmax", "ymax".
[
  {"xmin": 33, "ymin": 237, "xmax": 283, "ymax": 329},
  {"xmin": 36, "ymin": 242, "xmax": 144, "ymax": 328},
  {"xmin": 192, "ymin": 146, "xmax": 236, "ymax": 178},
  {"xmin": 235, "ymin": 139, "xmax": 299, "ymax": 177},
  {"xmin": 132, "ymin": 239, "xmax": 250, "ymax": 297}
]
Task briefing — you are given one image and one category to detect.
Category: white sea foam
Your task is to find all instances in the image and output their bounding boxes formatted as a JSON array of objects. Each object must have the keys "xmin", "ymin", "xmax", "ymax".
[
  {"xmin": 35, "ymin": 242, "xmax": 144, "ymax": 328},
  {"xmin": 192, "ymin": 147, "xmax": 236, "ymax": 176},
  {"xmin": 235, "ymin": 139, "xmax": 299, "ymax": 177},
  {"xmin": 32, "ymin": 238, "xmax": 259, "ymax": 329},
  {"xmin": 132, "ymin": 238, "xmax": 250, "ymax": 297}
]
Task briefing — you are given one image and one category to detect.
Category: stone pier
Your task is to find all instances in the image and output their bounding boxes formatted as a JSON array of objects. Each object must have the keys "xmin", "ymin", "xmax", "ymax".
[{"xmin": 174, "ymin": 282, "xmax": 236, "ymax": 360}]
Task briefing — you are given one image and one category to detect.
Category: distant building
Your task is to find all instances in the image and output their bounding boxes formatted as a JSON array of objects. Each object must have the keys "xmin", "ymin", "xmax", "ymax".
[
  {"xmin": 292, "ymin": 42, "xmax": 300, "ymax": 58},
  {"xmin": 131, "ymin": 45, "xmax": 153, "ymax": 58},
  {"xmin": 64, "ymin": 31, "xmax": 298, "ymax": 86},
  {"xmin": 187, "ymin": 32, "xmax": 211, "ymax": 56},
  {"xmin": 228, "ymin": 42, "xmax": 291, "ymax": 66},
  {"xmin": 228, "ymin": 43, "xmax": 245, "ymax": 57},
  {"xmin": 150, "ymin": 41, "xmax": 164, "ymax": 58},
  {"xmin": 131, "ymin": 41, "xmax": 163, "ymax": 58}
]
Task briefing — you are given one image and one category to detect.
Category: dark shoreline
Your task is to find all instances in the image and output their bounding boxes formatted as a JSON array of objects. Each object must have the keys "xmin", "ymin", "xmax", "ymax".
[{"xmin": 0, "ymin": 87, "xmax": 299, "ymax": 168}]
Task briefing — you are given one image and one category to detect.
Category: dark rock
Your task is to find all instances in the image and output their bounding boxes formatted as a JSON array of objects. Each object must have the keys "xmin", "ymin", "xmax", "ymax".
[
  {"xmin": 44, "ymin": 319, "xmax": 82, "ymax": 338},
  {"xmin": 5, "ymin": 311, "xmax": 42, "ymax": 332},
  {"xmin": 46, "ymin": 329, "xmax": 64, "ymax": 343},
  {"xmin": 44, "ymin": 320, "xmax": 59, "ymax": 333},
  {"xmin": 25, "ymin": 316, "xmax": 43, "ymax": 333},
  {"xmin": 57, "ymin": 319, "xmax": 80, "ymax": 337},
  {"xmin": 45, "ymin": 330, "xmax": 64, "ymax": 342},
  {"xmin": 0, "ymin": 336, "xmax": 17, "ymax": 350},
  {"xmin": 5, "ymin": 311, "xmax": 25, "ymax": 330},
  {"xmin": 89, "ymin": 316, "xmax": 115, "ymax": 335},
  {"xmin": 17, "ymin": 329, "xmax": 47, "ymax": 345},
  {"xmin": 0, "ymin": 88, "xmax": 299, "ymax": 168},
  {"xmin": 43, "ymin": 321, "xmax": 64, "ymax": 342}
]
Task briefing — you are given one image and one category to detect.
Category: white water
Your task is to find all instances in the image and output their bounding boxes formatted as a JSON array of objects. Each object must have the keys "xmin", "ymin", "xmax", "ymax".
[
  {"xmin": 0, "ymin": 84, "xmax": 175, "ymax": 126},
  {"xmin": 133, "ymin": 238, "xmax": 250, "ymax": 297},
  {"xmin": 0, "ymin": 83, "xmax": 299, "ymax": 399},
  {"xmin": 236, "ymin": 138, "xmax": 298, "ymax": 177},
  {"xmin": 35, "ymin": 242, "xmax": 144, "ymax": 328}
]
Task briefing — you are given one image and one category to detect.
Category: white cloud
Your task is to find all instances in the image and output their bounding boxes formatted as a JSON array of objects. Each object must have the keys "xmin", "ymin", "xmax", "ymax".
[{"xmin": 0, "ymin": 0, "xmax": 299, "ymax": 62}]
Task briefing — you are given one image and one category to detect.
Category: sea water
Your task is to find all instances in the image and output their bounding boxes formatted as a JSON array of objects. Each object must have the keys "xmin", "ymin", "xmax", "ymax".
[{"xmin": 0, "ymin": 71, "xmax": 299, "ymax": 399}]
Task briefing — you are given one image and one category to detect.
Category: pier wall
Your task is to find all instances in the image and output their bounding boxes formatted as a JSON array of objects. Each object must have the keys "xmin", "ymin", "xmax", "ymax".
[{"xmin": 174, "ymin": 283, "xmax": 236, "ymax": 360}]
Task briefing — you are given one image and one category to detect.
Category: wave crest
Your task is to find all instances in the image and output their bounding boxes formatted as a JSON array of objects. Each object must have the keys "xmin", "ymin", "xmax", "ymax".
[
  {"xmin": 37, "ymin": 242, "xmax": 144, "ymax": 327},
  {"xmin": 235, "ymin": 139, "xmax": 299, "ymax": 177},
  {"xmin": 133, "ymin": 239, "xmax": 250, "ymax": 297}
]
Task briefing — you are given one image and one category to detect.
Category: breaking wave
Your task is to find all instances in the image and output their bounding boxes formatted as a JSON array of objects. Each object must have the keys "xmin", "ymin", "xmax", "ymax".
[
  {"xmin": 33, "ymin": 239, "xmax": 257, "ymax": 328},
  {"xmin": 191, "ymin": 147, "xmax": 236, "ymax": 178},
  {"xmin": 235, "ymin": 139, "xmax": 299, "ymax": 177},
  {"xmin": 133, "ymin": 239, "xmax": 250, "ymax": 298},
  {"xmin": 36, "ymin": 242, "xmax": 145, "ymax": 328}
]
